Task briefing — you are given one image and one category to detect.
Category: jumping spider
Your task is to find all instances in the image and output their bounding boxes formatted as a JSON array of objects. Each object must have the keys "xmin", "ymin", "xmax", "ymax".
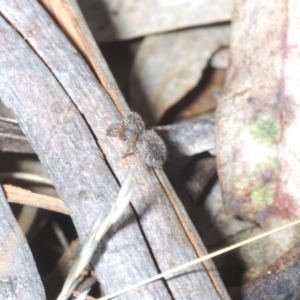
[{"xmin": 107, "ymin": 112, "xmax": 167, "ymax": 169}]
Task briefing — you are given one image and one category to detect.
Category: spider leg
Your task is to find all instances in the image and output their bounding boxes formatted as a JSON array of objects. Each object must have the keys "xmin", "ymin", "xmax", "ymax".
[
  {"xmin": 119, "ymin": 126, "xmax": 127, "ymax": 140},
  {"xmin": 122, "ymin": 135, "xmax": 138, "ymax": 158},
  {"xmin": 106, "ymin": 122, "xmax": 122, "ymax": 137}
]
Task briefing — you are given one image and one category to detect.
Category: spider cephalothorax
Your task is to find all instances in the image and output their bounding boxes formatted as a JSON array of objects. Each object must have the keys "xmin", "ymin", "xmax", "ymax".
[{"xmin": 107, "ymin": 112, "xmax": 167, "ymax": 169}]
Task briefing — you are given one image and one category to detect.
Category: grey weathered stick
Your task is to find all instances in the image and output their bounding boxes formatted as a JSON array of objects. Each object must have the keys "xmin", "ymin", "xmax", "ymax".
[
  {"xmin": 0, "ymin": 6, "xmax": 169, "ymax": 300},
  {"xmin": 40, "ymin": 0, "xmax": 130, "ymax": 117},
  {"xmin": 0, "ymin": 117, "xmax": 34, "ymax": 153},
  {"xmin": 238, "ymin": 241, "xmax": 300, "ymax": 300},
  {"xmin": 0, "ymin": 185, "xmax": 46, "ymax": 299},
  {"xmin": 0, "ymin": 115, "xmax": 216, "ymax": 158},
  {"xmin": 0, "ymin": 1, "xmax": 229, "ymax": 299},
  {"xmin": 156, "ymin": 118, "xmax": 216, "ymax": 159}
]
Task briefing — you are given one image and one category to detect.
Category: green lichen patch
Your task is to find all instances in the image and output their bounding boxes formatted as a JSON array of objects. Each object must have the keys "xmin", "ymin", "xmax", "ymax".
[
  {"xmin": 251, "ymin": 186, "xmax": 275, "ymax": 209},
  {"xmin": 250, "ymin": 114, "xmax": 281, "ymax": 145},
  {"xmin": 257, "ymin": 159, "xmax": 280, "ymax": 181},
  {"xmin": 233, "ymin": 158, "xmax": 280, "ymax": 212},
  {"xmin": 235, "ymin": 177, "xmax": 253, "ymax": 197}
]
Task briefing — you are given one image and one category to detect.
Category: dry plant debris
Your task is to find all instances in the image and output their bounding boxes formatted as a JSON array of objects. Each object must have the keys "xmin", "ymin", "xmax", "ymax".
[
  {"xmin": 0, "ymin": 0, "xmax": 299, "ymax": 299},
  {"xmin": 0, "ymin": 0, "xmax": 229, "ymax": 299},
  {"xmin": 129, "ymin": 25, "xmax": 230, "ymax": 124},
  {"xmin": 217, "ymin": 0, "xmax": 300, "ymax": 280},
  {"xmin": 3, "ymin": 185, "xmax": 68, "ymax": 215},
  {"xmin": 58, "ymin": 168, "xmax": 134, "ymax": 300},
  {"xmin": 78, "ymin": 0, "xmax": 233, "ymax": 42},
  {"xmin": 237, "ymin": 241, "xmax": 300, "ymax": 300}
]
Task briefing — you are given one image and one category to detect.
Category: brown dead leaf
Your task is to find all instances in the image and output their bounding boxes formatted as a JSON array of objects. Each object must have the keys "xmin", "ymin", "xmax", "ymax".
[
  {"xmin": 178, "ymin": 69, "xmax": 227, "ymax": 121},
  {"xmin": 130, "ymin": 25, "xmax": 230, "ymax": 124},
  {"xmin": 78, "ymin": 0, "xmax": 233, "ymax": 42},
  {"xmin": 211, "ymin": 47, "xmax": 229, "ymax": 69}
]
